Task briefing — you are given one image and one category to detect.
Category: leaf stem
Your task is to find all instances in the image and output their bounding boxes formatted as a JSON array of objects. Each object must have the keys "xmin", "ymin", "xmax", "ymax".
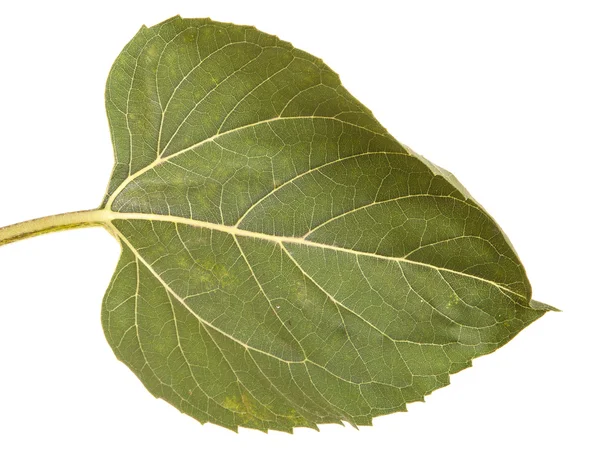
[{"xmin": 0, "ymin": 209, "xmax": 110, "ymax": 247}]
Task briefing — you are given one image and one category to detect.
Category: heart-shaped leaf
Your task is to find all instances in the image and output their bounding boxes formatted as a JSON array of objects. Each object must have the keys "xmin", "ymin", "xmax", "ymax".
[{"xmin": 98, "ymin": 16, "xmax": 552, "ymax": 432}]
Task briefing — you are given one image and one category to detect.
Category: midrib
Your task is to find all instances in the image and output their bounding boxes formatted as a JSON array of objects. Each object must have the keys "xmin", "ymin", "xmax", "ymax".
[{"xmin": 105, "ymin": 210, "xmax": 527, "ymax": 300}]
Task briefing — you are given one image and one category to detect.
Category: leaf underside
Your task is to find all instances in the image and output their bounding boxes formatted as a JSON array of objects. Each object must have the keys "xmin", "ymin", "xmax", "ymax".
[{"xmin": 101, "ymin": 16, "xmax": 552, "ymax": 432}]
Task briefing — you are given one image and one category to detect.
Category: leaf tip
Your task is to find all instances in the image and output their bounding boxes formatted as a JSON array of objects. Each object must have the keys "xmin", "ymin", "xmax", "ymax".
[{"xmin": 530, "ymin": 299, "xmax": 560, "ymax": 312}]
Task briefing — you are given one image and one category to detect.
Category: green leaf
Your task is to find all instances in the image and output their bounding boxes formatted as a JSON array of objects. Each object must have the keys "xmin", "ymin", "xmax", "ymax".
[{"xmin": 96, "ymin": 16, "xmax": 553, "ymax": 432}]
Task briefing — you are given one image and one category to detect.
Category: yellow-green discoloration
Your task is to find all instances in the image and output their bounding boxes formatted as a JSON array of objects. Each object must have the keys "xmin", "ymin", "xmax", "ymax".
[
  {"xmin": 446, "ymin": 292, "xmax": 461, "ymax": 309},
  {"xmin": 222, "ymin": 392, "xmax": 273, "ymax": 426},
  {"xmin": 200, "ymin": 261, "xmax": 234, "ymax": 289},
  {"xmin": 222, "ymin": 393, "xmax": 312, "ymax": 429}
]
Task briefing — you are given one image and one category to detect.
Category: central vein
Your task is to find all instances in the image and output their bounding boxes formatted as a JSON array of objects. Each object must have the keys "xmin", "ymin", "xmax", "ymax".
[{"xmin": 104, "ymin": 210, "xmax": 526, "ymax": 300}]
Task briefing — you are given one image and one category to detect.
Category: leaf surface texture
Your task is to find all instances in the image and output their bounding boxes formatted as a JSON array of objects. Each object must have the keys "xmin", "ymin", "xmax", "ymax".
[{"xmin": 101, "ymin": 16, "xmax": 550, "ymax": 432}]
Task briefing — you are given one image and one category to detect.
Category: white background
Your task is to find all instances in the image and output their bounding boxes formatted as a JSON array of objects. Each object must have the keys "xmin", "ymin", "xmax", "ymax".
[{"xmin": 0, "ymin": 1, "xmax": 597, "ymax": 469}]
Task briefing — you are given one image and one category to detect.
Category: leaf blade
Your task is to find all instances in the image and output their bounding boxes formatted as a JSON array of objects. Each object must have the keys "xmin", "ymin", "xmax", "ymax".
[{"xmin": 102, "ymin": 16, "xmax": 552, "ymax": 431}]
